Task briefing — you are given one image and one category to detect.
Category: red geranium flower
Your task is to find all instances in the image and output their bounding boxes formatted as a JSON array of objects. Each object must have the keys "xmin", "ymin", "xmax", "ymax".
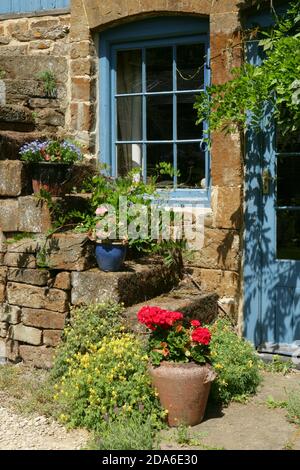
[
  {"xmin": 191, "ymin": 327, "xmax": 211, "ymax": 346},
  {"xmin": 191, "ymin": 320, "xmax": 201, "ymax": 327}
]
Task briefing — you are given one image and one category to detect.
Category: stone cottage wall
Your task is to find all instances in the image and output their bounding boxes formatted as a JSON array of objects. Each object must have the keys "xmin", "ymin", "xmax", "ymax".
[{"xmin": 0, "ymin": 0, "xmax": 252, "ymax": 333}]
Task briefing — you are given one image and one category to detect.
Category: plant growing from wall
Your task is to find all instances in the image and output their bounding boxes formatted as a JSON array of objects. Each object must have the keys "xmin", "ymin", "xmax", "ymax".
[
  {"xmin": 37, "ymin": 70, "xmax": 57, "ymax": 98},
  {"xmin": 194, "ymin": 0, "xmax": 300, "ymax": 139}
]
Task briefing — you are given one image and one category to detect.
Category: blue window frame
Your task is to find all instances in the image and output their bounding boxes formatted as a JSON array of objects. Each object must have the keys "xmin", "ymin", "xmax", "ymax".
[
  {"xmin": 0, "ymin": 1, "xmax": 69, "ymax": 15},
  {"xmin": 99, "ymin": 17, "xmax": 210, "ymax": 205}
]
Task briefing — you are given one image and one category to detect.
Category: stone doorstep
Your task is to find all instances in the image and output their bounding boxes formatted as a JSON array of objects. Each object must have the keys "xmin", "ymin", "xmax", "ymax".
[{"xmin": 124, "ymin": 288, "xmax": 219, "ymax": 333}]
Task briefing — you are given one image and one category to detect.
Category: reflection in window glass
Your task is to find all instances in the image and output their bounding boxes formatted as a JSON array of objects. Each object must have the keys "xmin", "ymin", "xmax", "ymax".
[
  {"xmin": 177, "ymin": 43, "xmax": 205, "ymax": 90},
  {"xmin": 177, "ymin": 143, "xmax": 205, "ymax": 188},
  {"xmin": 277, "ymin": 155, "xmax": 300, "ymax": 206},
  {"xmin": 177, "ymin": 94, "xmax": 201, "ymax": 140},
  {"xmin": 117, "ymin": 50, "xmax": 142, "ymax": 94},
  {"xmin": 117, "ymin": 96, "xmax": 142, "ymax": 141},
  {"xmin": 147, "ymin": 144, "xmax": 173, "ymax": 187},
  {"xmin": 277, "ymin": 210, "xmax": 300, "ymax": 260},
  {"xmin": 146, "ymin": 47, "xmax": 173, "ymax": 92},
  {"xmin": 147, "ymin": 95, "xmax": 173, "ymax": 141}
]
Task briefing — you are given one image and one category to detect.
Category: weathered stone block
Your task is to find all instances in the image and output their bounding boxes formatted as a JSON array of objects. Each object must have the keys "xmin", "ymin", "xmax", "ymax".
[
  {"xmin": 0, "ymin": 303, "xmax": 21, "ymax": 324},
  {"xmin": 4, "ymin": 252, "xmax": 36, "ymax": 268},
  {"xmin": 71, "ymin": 77, "xmax": 91, "ymax": 101},
  {"xmin": 0, "ymin": 199, "xmax": 18, "ymax": 232},
  {"xmin": 0, "ymin": 282, "xmax": 5, "ymax": 302},
  {"xmin": 192, "ymin": 268, "xmax": 239, "ymax": 298},
  {"xmin": 211, "ymin": 186, "xmax": 242, "ymax": 229},
  {"xmin": 7, "ymin": 283, "xmax": 68, "ymax": 312},
  {"xmin": 9, "ymin": 323, "xmax": 42, "ymax": 346},
  {"xmin": 43, "ymin": 329, "xmax": 62, "ymax": 347},
  {"xmin": 7, "ymin": 268, "xmax": 50, "ymax": 286},
  {"xmin": 44, "ymin": 233, "xmax": 96, "ymax": 271},
  {"xmin": 19, "ymin": 345, "xmax": 54, "ymax": 369},
  {"xmin": 53, "ymin": 272, "xmax": 71, "ymax": 290},
  {"xmin": 71, "ymin": 260, "xmax": 179, "ymax": 307},
  {"xmin": 124, "ymin": 290, "xmax": 219, "ymax": 333},
  {"xmin": 0, "ymin": 105, "xmax": 35, "ymax": 131},
  {"xmin": 0, "ymin": 232, "xmax": 6, "ymax": 252},
  {"xmin": 0, "ymin": 322, "xmax": 8, "ymax": 338},
  {"xmin": 0, "ymin": 56, "xmax": 68, "ymax": 83},
  {"xmin": 36, "ymin": 109, "xmax": 65, "ymax": 127},
  {"xmin": 188, "ymin": 228, "xmax": 240, "ymax": 271},
  {"xmin": 22, "ymin": 308, "xmax": 66, "ymax": 330},
  {"xmin": 0, "ymin": 266, "xmax": 7, "ymax": 281},
  {"xmin": 0, "ymin": 161, "xmax": 29, "ymax": 197},
  {"xmin": 18, "ymin": 196, "xmax": 52, "ymax": 233},
  {"xmin": 5, "ymin": 339, "xmax": 20, "ymax": 362},
  {"xmin": 0, "ymin": 36, "xmax": 10, "ymax": 45},
  {"xmin": 211, "ymin": 132, "xmax": 242, "ymax": 187},
  {"xmin": 6, "ymin": 237, "xmax": 43, "ymax": 253}
]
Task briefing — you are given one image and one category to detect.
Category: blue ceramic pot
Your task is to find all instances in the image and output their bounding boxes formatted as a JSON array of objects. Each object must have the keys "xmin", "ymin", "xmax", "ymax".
[{"xmin": 95, "ymin": 243, "xmax": 127, "ymax": 272}]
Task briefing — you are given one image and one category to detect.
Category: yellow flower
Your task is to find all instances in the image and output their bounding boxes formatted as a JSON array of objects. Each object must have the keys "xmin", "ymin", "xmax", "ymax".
[{"xmin": 214, "ymin": 363, "xmax": 224, "ymax": 369}]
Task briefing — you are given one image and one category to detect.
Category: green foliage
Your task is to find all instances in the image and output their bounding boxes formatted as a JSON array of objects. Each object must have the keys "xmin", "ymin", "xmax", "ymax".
[
  {"xmin": 265, "ymin": 395, "xmax": 287, "ymax": 409},
  {"xmin": 194, "ymin": 1, "xmax": 300, "ymax": 139},
  {"xmin": 286, "ymin": 385, "xmax": 300, "ymax": 425},
  {"xmin": 38, "ymin": 70, "xmax": 57, "ymax": 97},
  {"xmin": 6, "ymin": 233, "xmax": 34, "ymax": 244},
  {"xmin": 54, "ymin": 332, "xmax": 165, "ymax": 432},
  {"xmin": 90, "ymin": 414, "xmax": 158, "ymax": 450},
  {"xmin": 264, "ymin": 355, "xmax": 294, "ymax": 375},
  {"xmin": 51, "ymin": 302, "xmax": 125, "ymax": 380},
  {"xmin": 209, "ymin": 319, "xmax": 263, "ymax": 404}
]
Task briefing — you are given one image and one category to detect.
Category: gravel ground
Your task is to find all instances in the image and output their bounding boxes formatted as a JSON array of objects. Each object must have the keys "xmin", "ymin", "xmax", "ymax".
[{"xmin": 0, "ymin": 405, "xmax": 89, "ymax": 450}]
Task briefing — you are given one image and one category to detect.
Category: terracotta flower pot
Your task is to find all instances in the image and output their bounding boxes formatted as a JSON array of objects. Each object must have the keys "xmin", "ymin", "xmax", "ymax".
[
  {"xmin": 30, "ymin": 162, "xmax": 73, "ymax": 196},
  {"xmin": 149, "ymin": 361, "xmax": 216, "ymax": 427}
]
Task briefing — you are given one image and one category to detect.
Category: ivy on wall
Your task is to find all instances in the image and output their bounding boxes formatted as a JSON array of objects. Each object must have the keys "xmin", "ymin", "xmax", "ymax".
[{"xmin": 195, "ymin": 0, "xmax": 300, "ymax": 138}]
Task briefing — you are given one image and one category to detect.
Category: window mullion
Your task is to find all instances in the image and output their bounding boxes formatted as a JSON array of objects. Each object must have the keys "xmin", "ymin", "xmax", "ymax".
[
  {"xmin": 173, "ymin": 44, "xmax": 177, "ymax": 189},
  {"xmin": 142, "ymin": 47, "xmax": 147, "ymax": 183},
  {"xmin": 111, "ymin": 49, "xmax": 117, "ymax": 177}
]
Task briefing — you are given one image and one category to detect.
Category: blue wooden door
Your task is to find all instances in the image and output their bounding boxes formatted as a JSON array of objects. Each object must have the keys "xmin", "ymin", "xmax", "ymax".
[{"xmin": 244, "ymin": 42, "xmax": 300, "ymax": 356}]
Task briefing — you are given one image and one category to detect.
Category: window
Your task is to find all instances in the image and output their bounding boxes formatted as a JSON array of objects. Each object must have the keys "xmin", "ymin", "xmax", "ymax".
[{"xmin": 100, "ymin": 17, "xmax": 210, "ymax": 202}]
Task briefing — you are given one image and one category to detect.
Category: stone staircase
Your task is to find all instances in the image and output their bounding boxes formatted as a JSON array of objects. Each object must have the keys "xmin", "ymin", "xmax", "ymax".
[{"xmin": 0, "ymin": 140, "xmax": 219, "ymax": 368}]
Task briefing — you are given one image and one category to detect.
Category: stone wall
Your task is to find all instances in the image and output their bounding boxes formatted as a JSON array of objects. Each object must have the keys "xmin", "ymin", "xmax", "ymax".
[
  {"xmin": 0, "ymin": 0, "xmax": 251, "ymax": 330},
  {"xmin": 0, "ymin": 228, "xmax": 182, "ymax": 367},
  {"xmin": 0, "ymin": 13, "xmax": 71, "ymax": 134}
]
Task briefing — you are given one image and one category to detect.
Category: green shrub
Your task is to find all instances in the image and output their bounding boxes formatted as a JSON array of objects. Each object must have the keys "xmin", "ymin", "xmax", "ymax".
[
  {"xmin": 90, "ymin": 414, "xmax": 157, "ymax": 450},
  {"xmin": 209, "ymin": 319, "xmax": 263, "ymax": 404},
  {"xmin": 55, "ymin": 332, "xmax": 165, "ymax": 432},
  {"xmin": 286, "ymin": 385, "xmax": 300, "ymax": 425},
  {"xmin": 51, "ymin": 302, "xmax": 125, "ymax": 380}
]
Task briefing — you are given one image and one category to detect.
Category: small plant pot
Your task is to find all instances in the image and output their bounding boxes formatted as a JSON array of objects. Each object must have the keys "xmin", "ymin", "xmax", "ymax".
[
  {"xmin": 31, "ymin": 162, "xmax": 73, "ymax": 196},
  {"xmin": 149, "ymin": 361, "xmax": 216, "ymax": 427},
  {"xmin": 95, "ymin": 242, "xmax": 127, "ymax": 272}
]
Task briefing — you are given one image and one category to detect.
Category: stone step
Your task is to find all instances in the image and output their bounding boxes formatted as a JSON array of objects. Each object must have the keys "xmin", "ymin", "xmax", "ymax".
[
  {"xmin": 0, "ymin": 130, "xmax": 49, "ymax": 160},
  {"xmin": 71, "ymin": 258, "xmax": 181, "ymax": 307},
  {"xmin": 123, "ymin": 285, "xmax": 219, "ymax": 332}
]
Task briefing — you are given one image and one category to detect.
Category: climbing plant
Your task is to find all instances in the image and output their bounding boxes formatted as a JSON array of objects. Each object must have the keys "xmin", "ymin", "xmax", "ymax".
[{"xmin": 194, "ymin": 0, "xmax": 300, "ymax": 138}]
